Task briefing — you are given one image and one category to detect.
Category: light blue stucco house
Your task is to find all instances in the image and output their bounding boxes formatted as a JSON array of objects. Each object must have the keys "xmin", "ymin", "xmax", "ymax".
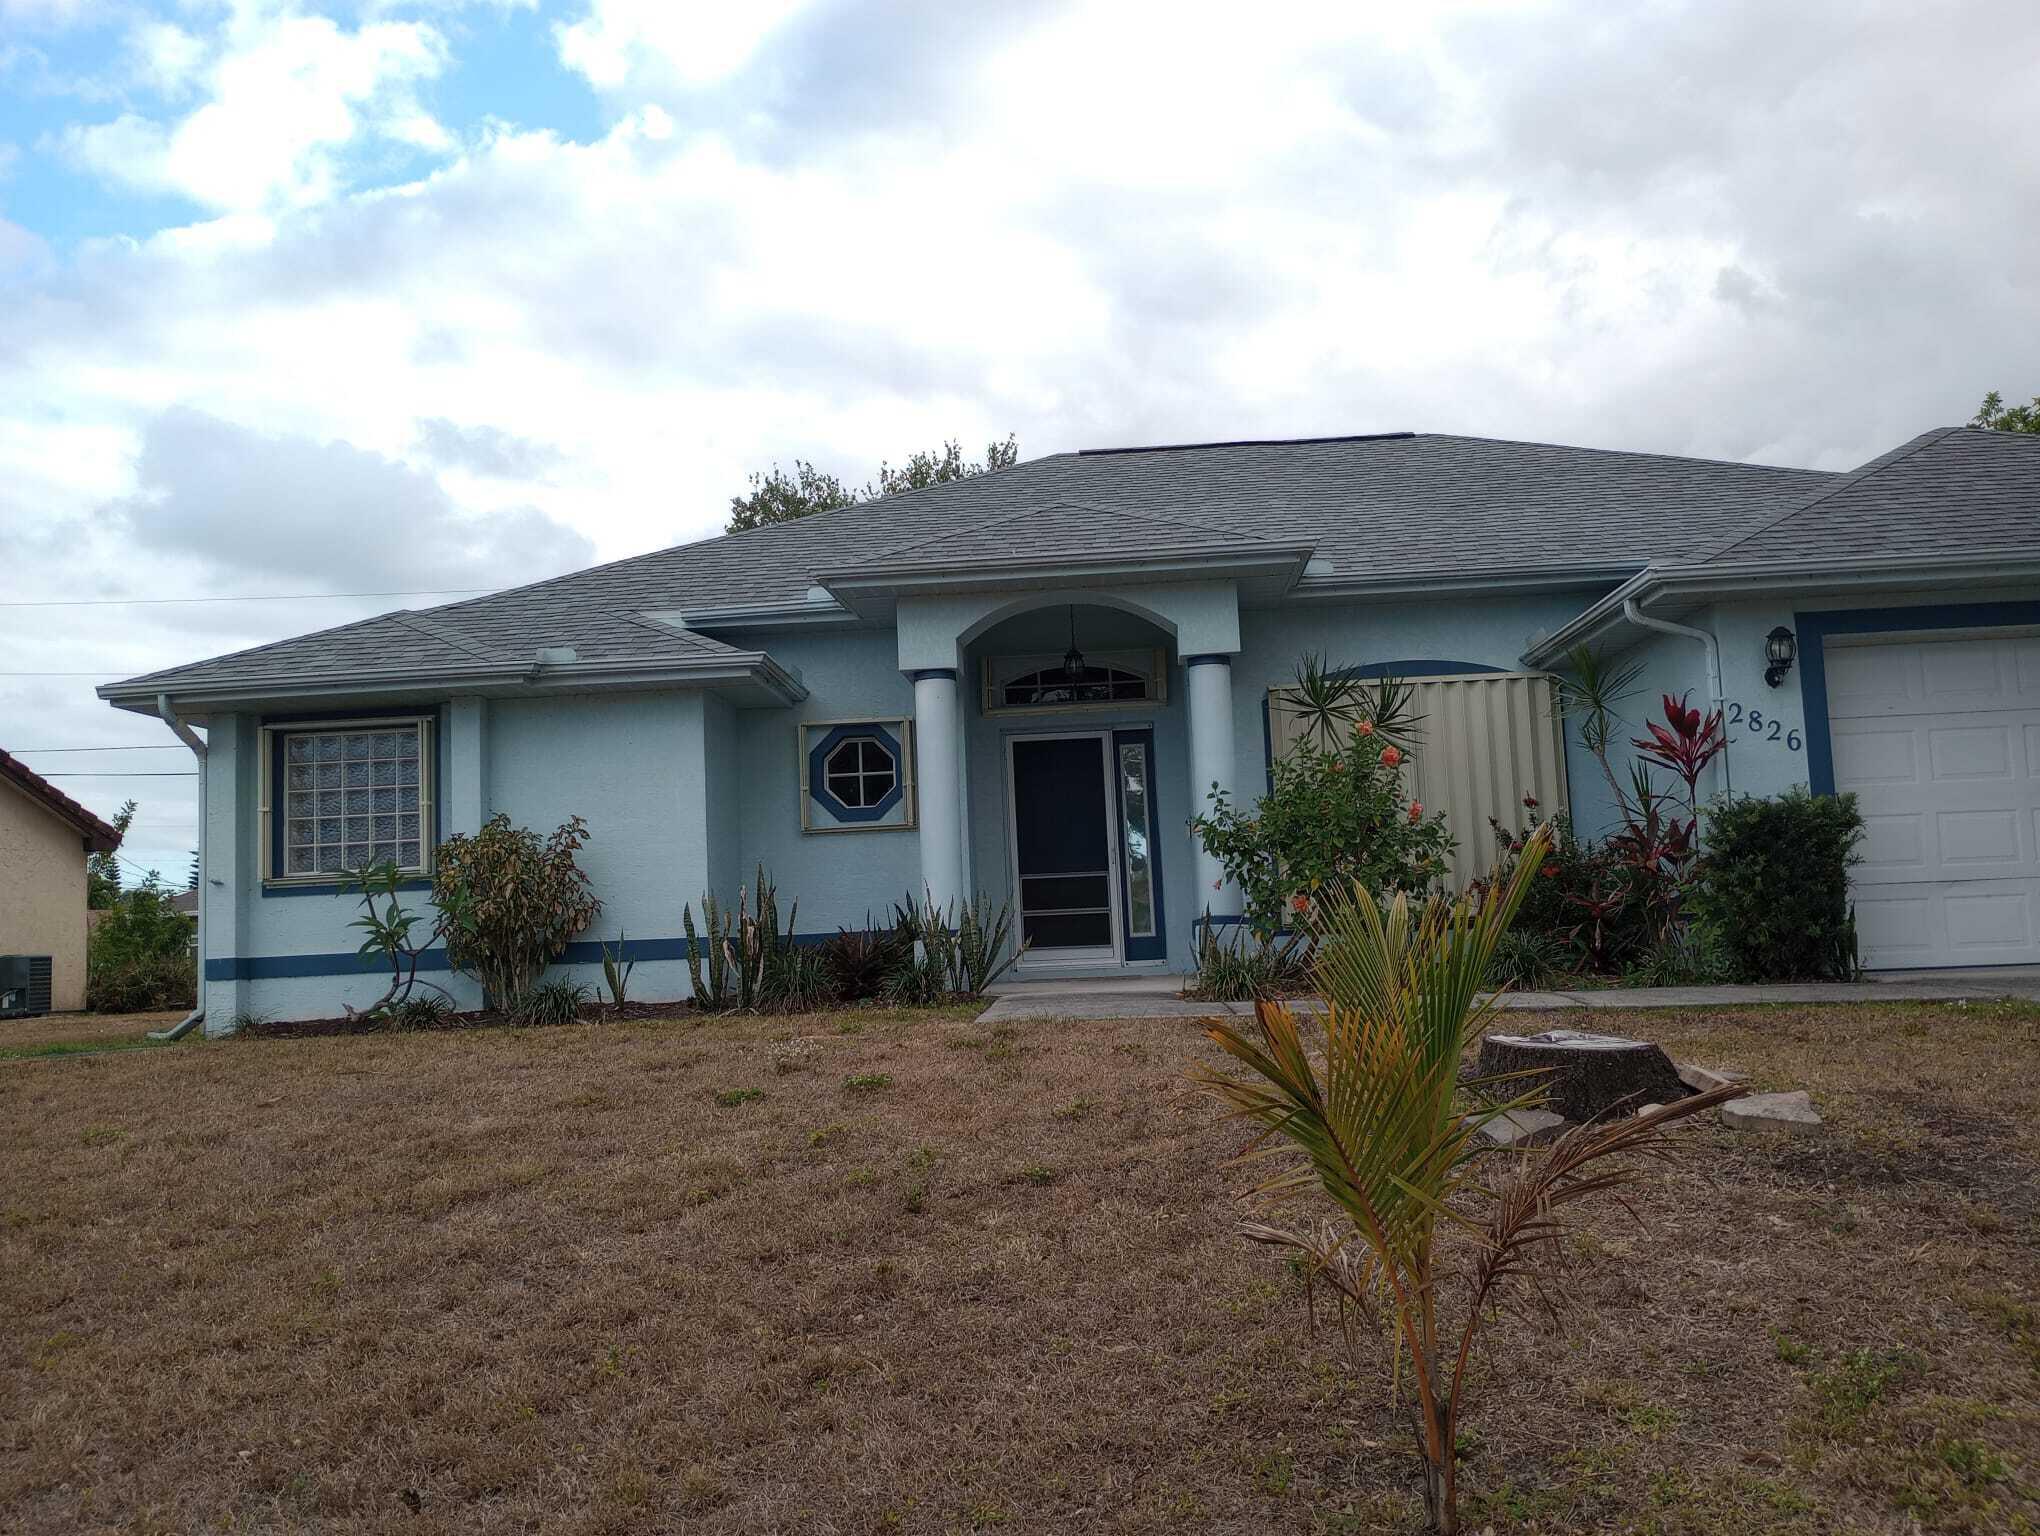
[{"xmin": 101, "ymin": 426, "xmax": 2040, "ymax": 1029}]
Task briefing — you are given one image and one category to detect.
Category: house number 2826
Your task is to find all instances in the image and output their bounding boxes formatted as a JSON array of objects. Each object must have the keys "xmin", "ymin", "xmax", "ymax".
[{"xmin": 1722, "ymin": 701, "xmax": 1801, "ymax": 751}]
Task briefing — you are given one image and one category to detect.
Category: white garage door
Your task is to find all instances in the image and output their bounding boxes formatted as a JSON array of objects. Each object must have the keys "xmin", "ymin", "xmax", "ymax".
[{"xmin": 1826, "ymin": 631, "xmax": 2040, "ymax": 968}]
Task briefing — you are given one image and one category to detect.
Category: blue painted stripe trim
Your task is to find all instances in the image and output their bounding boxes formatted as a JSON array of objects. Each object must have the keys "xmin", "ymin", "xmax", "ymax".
[
  {"xmin": 1183, "ymin": 653, "xmax": 1232, "ymax": 668},
  {"xmin": 905, "ymin": 667, "xmax": 958, "ymax": 682},
  {"xmin": 1795, "ymin": 600, "xmax": 2040, "ymax": 797},
  {"xmin": 262, "ymin": 879, "xmax": 432, "ymax": 899},
  {"xmin": 205, "ymin": 931, "xmax": 842, "ymax": 982}
]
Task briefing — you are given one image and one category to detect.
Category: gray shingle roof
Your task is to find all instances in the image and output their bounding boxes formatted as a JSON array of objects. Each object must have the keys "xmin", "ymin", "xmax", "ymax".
[
  {"xmin": 824, "ymin": 499, "xmax": 1298, "ymax": 578},
  {"xmin": 108, "ymin": 431, "xmax": 1835, "ymax": 697},
  {"xmin": 1703, "ymin": 426, "xmax": 2040, "ymax": 563}
]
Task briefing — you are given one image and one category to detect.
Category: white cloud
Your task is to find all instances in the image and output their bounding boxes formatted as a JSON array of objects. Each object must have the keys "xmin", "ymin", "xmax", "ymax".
[
  {"xmin": 123, "ymin": 20, "xmax": 207, "ymax": 98},
  {"xmin": 61, "ymin": 6, "xmax": 452, "ymax": 212},
  {"xmin": 555, "ymin": 0, "xmax": 814, "ymax": 91},
  {"xmin": 7, "ymin": 0, "xmax": 2040, "ymax": 869}
]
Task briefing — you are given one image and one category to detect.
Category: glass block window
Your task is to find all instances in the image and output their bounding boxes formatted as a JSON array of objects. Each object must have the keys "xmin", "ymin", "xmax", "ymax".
[
  {"xmin": 276, "ymin": 721, "xmax": 428, "ymax": 877},
  {"xmin": 823, "ymin": 736, "xmax": 897, "ymax": 809}
]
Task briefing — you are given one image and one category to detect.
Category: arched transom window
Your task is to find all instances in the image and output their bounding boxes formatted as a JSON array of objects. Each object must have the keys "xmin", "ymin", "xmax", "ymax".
[{"xmin": 983, "ymin": 648, "xmax": 1166, "ymax": 713}]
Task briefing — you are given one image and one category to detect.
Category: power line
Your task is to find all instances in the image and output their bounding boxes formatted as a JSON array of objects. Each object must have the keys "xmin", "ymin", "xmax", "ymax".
[
  {"xmin": 0, "ymin": 586, "xmax": 497, "ymax": 608},
  {"xmin": 41, "ymin": 771, "xmax": 198, "ymax": 778},
  {"xmin": 10, "ymin": 744, "xmax": 187, "ymax": 753}
]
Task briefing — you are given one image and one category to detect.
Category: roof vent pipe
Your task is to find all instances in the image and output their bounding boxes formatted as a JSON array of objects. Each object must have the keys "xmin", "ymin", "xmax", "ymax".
[
  {"xmin": 151, "ymin": 694, "xmax": 206, "ymax": 1042},
  {"xmin": 1620, "ymin": 598, "xmax": 1732, "ymax": 797}
]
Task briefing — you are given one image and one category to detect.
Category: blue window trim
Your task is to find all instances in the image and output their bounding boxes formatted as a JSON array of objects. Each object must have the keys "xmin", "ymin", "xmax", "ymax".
[
  {"xmin": 1796, "ymin": 601, "xmax": 2040, "ymax": 796},
  {"xmin": 806, "ymin": 721, "xmax": 907, "ymax": 825},
  {"xmin": 1111, "ymin": 727, "xmax": 1168, "ymax": 962},
  {"xmin": 262, "ymin": 705, "xmax": 446, "ymax": 897}
]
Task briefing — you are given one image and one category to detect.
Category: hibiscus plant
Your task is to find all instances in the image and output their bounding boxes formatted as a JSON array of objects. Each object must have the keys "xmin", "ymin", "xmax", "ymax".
[{"xmin": 1193, "ymin": 658, "xmax": 1452, "ymax": 939}]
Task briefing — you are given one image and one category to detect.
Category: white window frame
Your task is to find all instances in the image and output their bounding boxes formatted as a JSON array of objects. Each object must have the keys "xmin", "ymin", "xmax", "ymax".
[
  {"xmin": 260, "ymin": 714, "xmax": 436, "ymax": 885},
  {"xmin": 981, "ymin": 647, "xmax": 1168, "ymax": 716}
]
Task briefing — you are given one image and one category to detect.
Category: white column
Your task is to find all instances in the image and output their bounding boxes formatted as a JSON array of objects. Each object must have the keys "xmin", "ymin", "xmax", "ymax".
[
  {"xmin": 911, "ymin": 668, "xmax": 964, "ymax": 918},
  {"xmin": 1185, "ymin": 653, "xmax": 1243, "ymax": 923}
]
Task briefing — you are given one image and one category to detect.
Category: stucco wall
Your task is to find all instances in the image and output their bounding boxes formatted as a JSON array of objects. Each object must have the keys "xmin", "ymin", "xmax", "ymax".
[
  {"xmin": 205, "ymin": 691, "xmax": 731, "ymax": 1026},
  {"xmin": 1574, "ymin": 582, "xmax": 2040, "ymax": 837},
  {"xmin": 0, "ymin": 779, "xmax": 91, "ymax": 1012},
  {"xmin": 730, "ymin": 628, "xmax": 926, "ymax": 934}
]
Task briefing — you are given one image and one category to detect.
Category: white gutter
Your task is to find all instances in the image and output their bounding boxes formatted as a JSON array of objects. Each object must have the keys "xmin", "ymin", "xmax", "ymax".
[
  {"xmin": 152, "ymin": 694, "xmax": 207, "ymax": 1042},
  {"xmin": 1525, "ymin": 547, "xmax": 2040, "ymax": 668},
  {"xmin": 1621, "ymin": 598, "xmax": 1733, "ymax": 797}
]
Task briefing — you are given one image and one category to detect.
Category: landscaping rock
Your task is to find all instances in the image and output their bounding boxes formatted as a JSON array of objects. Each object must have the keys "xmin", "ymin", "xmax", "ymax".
[
  {"xmin": 1676, "ymin": 1062, "xmax": 1750, "ymax": 1094},
  {"xmin": 1721, "ymin": 1090, "xmax": 1824, "ymax": 1137},
  {"xmin": 1474, "ymin": 1109, "xmax": 1569, "ymax": 1149},
  {"xmin": 1477, "ymin": 1029, "xmax": 1690, "ymax": 1123}
]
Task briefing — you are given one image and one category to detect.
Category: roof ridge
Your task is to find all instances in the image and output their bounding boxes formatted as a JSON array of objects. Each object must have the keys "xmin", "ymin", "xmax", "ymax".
[
  {"xmin": 830, "ymin": 496, "xmax": 1269, "ymax": 572},
  {"xmin": 387, "ymin": 610, "xmax": 501, "ymax": 663},
  {"xmin": 1699, "ymin": 426, "xmax": 1962, "ymax": 563},
  {"xmin": 1414, "ymin": 430, "xmax": 1832, "ymax": 479}
]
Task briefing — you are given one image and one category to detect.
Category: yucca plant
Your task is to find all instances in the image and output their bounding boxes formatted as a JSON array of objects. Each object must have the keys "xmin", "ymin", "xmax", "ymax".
[
  {"xmin": 1277, "ymin": 653, "xmax": 1426, "ymax": 752},
  {"xmin": 599, "ymin": 930, "xmax": 635, "ymax": 1007},
  {"xmin": 683, "ymin": 867, "xmax": 800, "ymax": 1012},
  {"xmin": 1192, "ymin": 824, "xmax": 1743, "ymax": 1533}
]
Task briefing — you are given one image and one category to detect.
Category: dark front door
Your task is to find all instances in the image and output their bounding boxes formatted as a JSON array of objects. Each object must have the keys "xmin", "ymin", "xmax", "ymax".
[{"xmin": 1010, "ymin": 735, "xmax": 1117, "ymax": 957}]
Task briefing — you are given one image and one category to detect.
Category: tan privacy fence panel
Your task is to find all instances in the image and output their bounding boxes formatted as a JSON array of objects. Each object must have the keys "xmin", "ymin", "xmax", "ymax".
[{"xmin": 1267, "ymin": 671, "xmax": 1569, "ymax": 889}]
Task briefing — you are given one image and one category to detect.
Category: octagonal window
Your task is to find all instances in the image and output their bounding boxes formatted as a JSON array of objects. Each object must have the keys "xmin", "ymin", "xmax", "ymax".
[{"xmin": 823, "ymin": 736, "xmax": 897, "ymax": 809}]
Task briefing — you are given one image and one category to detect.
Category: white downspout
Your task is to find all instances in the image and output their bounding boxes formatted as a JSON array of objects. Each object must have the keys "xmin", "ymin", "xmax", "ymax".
[
  {"xmin": 1622, "ymin": 597, "xmax": 1733, "ymax": 797},
  {"xmin": 151, "ymin": 693, "xmax": 207, "ymax": 1042}
]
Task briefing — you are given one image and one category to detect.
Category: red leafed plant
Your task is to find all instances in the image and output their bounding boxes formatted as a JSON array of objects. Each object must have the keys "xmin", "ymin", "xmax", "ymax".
[{"xmin": 1634, "ymin": 692, "xmax": 1726, "ymax": 810}]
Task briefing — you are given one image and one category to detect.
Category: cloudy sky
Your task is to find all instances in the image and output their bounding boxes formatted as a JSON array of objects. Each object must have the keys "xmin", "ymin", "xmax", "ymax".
[{"xmin": 3, "ymin": 0, "xmax": 2037, "ymax": 877}]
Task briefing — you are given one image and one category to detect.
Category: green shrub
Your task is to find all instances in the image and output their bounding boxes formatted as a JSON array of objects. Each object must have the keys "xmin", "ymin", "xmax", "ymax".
[
  {"xmin": 1623, "ymin": 924, "xmax": 1735, "ymax": 987},
  {"xmin": 1691, "ymin": 790, "xmax": 1863, "ymax": 981},
  {"xmin": 86, "ymin": 883, "xmax": 194, "ymax": 1012},
  {"xmin": 770, "ymin": 947, "xmax": 841, "ymax": 1013},
  {"xmin": 1187, "ymin": 922, "xmax": 1311, "ymax": 1001},
  {"xmin": 432, "ymin": 814, "xmax": 600, "ymax": 1009},
  {"xmin": 881, "ymin": 891, "xmax": 1022, "ymax": 1003},
  {"xmin": 1477, "ymin": 806, "xmax": 1659, "ymax": 974},
  {"xmin": 86, "ymin": 951, "xmax": 194, "ymax": 1013},
  {"xmin": 821, "ymin": 920, "xmax": 911, "ymax": 1002},
  {"xmin": 684, "ymin": 867, "xmax": 847, "ymax": 1012},
  {"xmin": 1484, "ymin": 928, "xmax": 1572, "ymax": 991},
  {"xmin": 512, "ymin": 978, "xmax": 587, "ymax": 1026},
  {"xmin": 390, "ymin": 994, "xmax": 455, "ymax": 1030},
  {"xmin": 1194, "ymin": 718, "xmax": 1452, "ymax": 940}
]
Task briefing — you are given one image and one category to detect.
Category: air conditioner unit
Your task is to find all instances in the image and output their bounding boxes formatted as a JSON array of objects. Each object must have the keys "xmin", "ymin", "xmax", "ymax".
[{"xmin": 0, "ymin": 955, "xmax": 53, "ymax": 1018}]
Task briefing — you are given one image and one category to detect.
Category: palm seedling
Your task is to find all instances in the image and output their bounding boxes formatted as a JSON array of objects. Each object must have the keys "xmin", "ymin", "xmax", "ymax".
[{"xmin": 1190, "ymin": 824, "xmax": 1743, "ymax": 1533}]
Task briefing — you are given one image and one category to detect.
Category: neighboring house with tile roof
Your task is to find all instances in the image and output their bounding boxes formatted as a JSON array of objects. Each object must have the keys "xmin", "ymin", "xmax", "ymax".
[
  {"xmin": 100, "ymin": 427, "xmax": 2040, "ymax": 1028},
  {"xmin": 0, "ymin": 750, "xmax": 123, "ymax": 1014}
]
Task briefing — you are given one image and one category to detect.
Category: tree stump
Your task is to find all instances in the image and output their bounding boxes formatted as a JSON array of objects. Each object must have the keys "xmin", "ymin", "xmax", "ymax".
[{"xmin": 1476, "ymin": 1029, "xmax": 1690, "ymax": 1123}]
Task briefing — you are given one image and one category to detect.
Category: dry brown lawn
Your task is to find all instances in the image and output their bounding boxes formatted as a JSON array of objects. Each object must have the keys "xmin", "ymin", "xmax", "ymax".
[
  {"xmin": 2, "ymin": 999, "xmax": 2037, "ymax": 1534},
  {"xmin": 0, "ymin": 1011, "xmax": 185, "ymax": 1060}
]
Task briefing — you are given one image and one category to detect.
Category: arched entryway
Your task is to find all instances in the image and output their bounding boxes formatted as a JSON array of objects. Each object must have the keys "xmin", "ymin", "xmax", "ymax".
[{"xmin": 962, "ymin": 603, "xmax": 1192, "ymax": 971}]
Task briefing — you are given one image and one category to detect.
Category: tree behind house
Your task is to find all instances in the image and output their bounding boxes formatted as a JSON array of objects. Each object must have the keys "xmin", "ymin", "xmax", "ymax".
[
  {"xmin": 725, "ymin": 435, "xmax": 1018, "ymax": 532},
  {"xmin": 86, "ymin": 799, "xmax": 137, "ymax": 909},
  {"xmin": 1972, "ymin": 390, "xmax": 2040, "ymax": 433}
]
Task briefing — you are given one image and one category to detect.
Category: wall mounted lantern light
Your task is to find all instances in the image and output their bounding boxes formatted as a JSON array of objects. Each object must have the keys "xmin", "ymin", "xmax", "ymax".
[{"xmin": 1763, "ymin": 626, "xmax": 1797, "ymax": 688}]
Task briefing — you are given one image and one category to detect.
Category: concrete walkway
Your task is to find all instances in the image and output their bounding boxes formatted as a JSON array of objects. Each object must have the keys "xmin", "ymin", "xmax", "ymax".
[{"xmin": 977, "ymin": 969, "xmax": 2040, "ymax": 1024}]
